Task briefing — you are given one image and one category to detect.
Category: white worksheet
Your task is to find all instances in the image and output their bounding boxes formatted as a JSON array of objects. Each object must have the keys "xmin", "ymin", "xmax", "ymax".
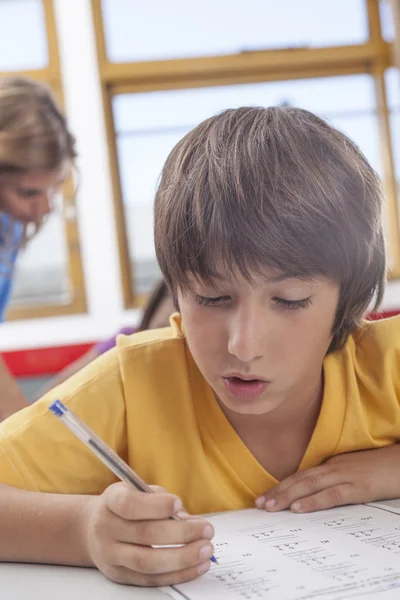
[
  {"xmin": 163, "ymin": 504, "xmax": 400, "ymax": 600},
  {"xmin": 369, "ymin": 499, "xmax": 400, "ymax": 515}
]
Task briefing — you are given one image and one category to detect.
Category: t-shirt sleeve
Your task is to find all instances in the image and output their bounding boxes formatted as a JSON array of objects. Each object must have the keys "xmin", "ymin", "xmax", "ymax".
[
  {"xmin": 0, "ymin": 348, "xmax": 127, "ymax": 494},
  {"xmin": 352, "ymin": 317, "xmax": 400, "ymax": 441}
]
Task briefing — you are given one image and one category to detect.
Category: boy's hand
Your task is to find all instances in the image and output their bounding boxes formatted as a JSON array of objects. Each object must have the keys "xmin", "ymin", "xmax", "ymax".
[
  {"xmin": 255, "ymin": 445, "xmax": 400, "ymax": 514},
  {"xmin": 80, "ymin": 482, "xmax": 215, "ymax": 586}
]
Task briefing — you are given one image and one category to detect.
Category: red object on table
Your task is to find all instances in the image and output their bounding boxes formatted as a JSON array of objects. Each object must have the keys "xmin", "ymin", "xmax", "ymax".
[{"xmin": 2, "ymin": 342, "xmax": 95, "ymax": 377}]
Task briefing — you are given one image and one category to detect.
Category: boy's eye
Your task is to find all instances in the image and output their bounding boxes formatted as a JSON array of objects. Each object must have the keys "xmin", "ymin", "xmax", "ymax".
[
  {"xmin": 274, "ymin": 297, "xmax": 312, "ymax": 310},
  {"xmin": 194, "ymin": 295, "xmax": 230, "ymax": 307}
]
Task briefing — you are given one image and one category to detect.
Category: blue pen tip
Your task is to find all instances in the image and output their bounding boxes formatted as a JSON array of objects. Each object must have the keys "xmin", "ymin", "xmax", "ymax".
[
  {"xmin": 211, "ymin": 555, "xmax": 218, "ymax": 564},
  {"xmin": 49, "ymin": 399, "xmax": 66, "ymax": 417}
]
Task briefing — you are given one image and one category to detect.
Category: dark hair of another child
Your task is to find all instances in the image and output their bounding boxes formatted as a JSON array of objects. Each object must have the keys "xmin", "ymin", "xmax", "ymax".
[{"xmin": 137, "ymin": 279, "xmax": 170, "ymax": 332}]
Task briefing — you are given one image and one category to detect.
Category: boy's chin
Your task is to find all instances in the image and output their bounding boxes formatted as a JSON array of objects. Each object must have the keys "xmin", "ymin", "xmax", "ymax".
[{"xmin": 216, "ymin": 391, "xmax": 279, "ymax": 416}]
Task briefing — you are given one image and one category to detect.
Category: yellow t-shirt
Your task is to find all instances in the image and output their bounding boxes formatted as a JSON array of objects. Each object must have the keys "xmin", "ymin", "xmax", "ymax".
[{"xmin": 0, "ymin": 314, "xmax": 400, "ymax": 515}]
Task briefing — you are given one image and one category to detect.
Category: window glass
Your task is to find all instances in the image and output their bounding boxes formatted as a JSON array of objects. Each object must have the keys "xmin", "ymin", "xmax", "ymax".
[
  {"xmin": 102, "ymin": 0, "xmax": 368, "ymax": 63},
  {"xmin": 0, "ymin": 0, "xmax": 48, "ymax": 70},
  {"xmin": 113, "ymin": 74, "xmax": 380, "ymax": 293}
]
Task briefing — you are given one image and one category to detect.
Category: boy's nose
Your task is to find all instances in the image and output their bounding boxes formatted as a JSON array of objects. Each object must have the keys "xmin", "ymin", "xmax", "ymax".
[{"xmin": 227, "ymin": 312, "xmax": 264, "ymax": 363}]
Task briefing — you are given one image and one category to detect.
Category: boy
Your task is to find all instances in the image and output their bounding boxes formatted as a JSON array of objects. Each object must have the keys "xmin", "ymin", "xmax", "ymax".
[{"xmin": 0, "ymin": 106, "xmax": 399, "ymax": 588}]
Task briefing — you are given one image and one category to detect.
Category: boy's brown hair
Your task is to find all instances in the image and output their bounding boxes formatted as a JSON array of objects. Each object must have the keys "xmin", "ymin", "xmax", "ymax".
[{"xmin": 154, "ymin": 106, "xmax": 386, "ymax": 353}]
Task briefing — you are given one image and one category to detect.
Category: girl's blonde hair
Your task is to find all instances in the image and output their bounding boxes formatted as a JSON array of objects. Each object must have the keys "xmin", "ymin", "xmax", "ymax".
[{"xmin": 0, "ymin": 77, "xmax": 77, "ymax": 240}]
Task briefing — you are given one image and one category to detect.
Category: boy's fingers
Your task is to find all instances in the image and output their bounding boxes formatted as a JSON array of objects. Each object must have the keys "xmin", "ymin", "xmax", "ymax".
[
  {"xmin": 104, "ymin": 483, "xmax": 182, "ymax": 521},
  {"xmin": 149, "ymin": 485, "xmax": 167, "ymax": 493},
  {"xmin": 176, "ymin": 510, "xmax": 197, "ymax": 520},
  {"xmin": 288, "ymin": 483, "xmax": 356, "ymax": 513},
  {"xmin": 115, "ymin": 538, "xmax": 214, "ymax": 576},
  {"xmin": 110, "ymin": 514, "xmax": 214, "ymax": 546},
  {"xmin": 105, "ymin": 561, "xmax": 210, "ymax": 587},
  {"xmin": 257, "ymin": 470, "xmax": 347, "ymax": 511},
  {"xmin": 255, "ymin": 469, "xmax": 317, "ymax": 507},
  {"xmin": 148, "ymin": 485, "xmax": 194, "ymax": 519},
  {"xmin": 269, "ymin": 466, "xmax": 330, "ymax": 497}
]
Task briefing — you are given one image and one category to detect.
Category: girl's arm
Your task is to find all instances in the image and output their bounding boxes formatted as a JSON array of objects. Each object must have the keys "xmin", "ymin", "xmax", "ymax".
[{"xmin": 0, "ymin": 356, "xmax": 28, "ymax": 421}]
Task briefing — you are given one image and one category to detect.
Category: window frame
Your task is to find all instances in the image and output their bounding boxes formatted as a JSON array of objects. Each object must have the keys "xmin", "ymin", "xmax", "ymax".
[
  {"xmin": 92, "ymin": 0, "xmax": 400, "ymax": 309},
  {"xmin": 2, "ymin": 0, "xmax": 87, "ymax": 320}
]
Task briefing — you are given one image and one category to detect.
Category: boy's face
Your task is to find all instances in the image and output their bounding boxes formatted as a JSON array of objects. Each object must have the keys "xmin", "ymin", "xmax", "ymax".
[{"xmin": 178, "ymin": 268, "xmax": 339, "ymax": 417}]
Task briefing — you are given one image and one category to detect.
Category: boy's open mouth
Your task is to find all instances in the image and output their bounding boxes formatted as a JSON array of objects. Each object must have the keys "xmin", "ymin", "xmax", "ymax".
[{"xmin": 222, "ymin": 375, "xmax": 270, "ymax": 400}]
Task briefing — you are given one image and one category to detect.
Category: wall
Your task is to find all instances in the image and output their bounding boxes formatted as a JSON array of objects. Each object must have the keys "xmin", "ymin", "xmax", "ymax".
[{"xmin": 0, "ymin": 0, "xmax": 399, "ymax": 352}]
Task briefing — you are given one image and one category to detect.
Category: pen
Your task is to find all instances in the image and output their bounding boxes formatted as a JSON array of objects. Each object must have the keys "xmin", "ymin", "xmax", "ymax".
[{"xmin": 49, "ymin": 399, "xmax": 217, "ymax": 564}]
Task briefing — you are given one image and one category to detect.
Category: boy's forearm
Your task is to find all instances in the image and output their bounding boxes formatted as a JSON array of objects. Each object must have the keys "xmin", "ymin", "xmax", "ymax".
[{"xmin": 0, "ymin": 484, "xmax": 94, "ymax": 566}]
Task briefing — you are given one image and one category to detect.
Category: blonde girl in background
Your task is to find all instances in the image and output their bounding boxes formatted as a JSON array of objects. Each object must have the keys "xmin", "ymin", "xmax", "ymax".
[{"xmin": 0, "ymin": 77, "xmax": 77, "ymax": 421}]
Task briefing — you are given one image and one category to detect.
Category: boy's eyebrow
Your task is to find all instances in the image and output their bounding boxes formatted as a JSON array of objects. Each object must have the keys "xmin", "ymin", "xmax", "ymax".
[
  {"xmin": 204, "ymin": 271, "xmax": 317, "ymax": 285},
  {"xmin": 263, "ymin": 273, "xmax": 316, "ymax": 284}
]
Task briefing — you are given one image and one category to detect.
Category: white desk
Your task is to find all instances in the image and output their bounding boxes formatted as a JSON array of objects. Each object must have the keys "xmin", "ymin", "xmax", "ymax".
[
  {"xmin": 0, "ymin": 563, "xmax": 166, "ymax": 599},
  {"xmin": 2, "ymin": 562, "xmax": 400, "ymax": 600},
  {"xmin": 3, "ymin": 501, "xmax": 400, "ymax": 599}
]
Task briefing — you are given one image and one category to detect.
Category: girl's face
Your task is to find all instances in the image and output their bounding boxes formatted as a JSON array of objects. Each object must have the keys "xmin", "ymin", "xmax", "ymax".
[
  {"xmin": 0, "ymin": 164, "xmax": 67, "ymax": 224},
  {"xmin": 178, "ymin": 267, "xmax": 339, "ymax": 419}
]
